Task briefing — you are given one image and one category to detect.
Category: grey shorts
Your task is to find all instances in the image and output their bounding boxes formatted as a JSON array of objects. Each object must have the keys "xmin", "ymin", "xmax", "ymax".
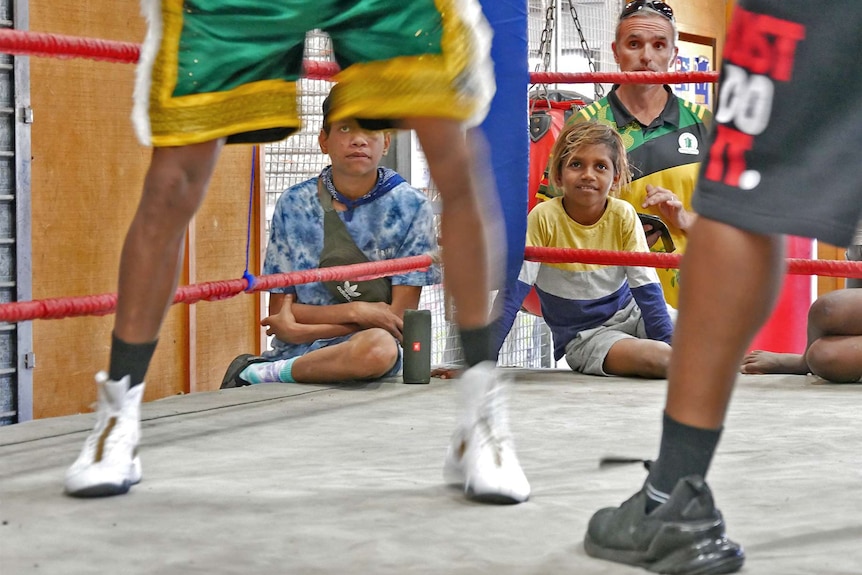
[{"xmin": 564, "ymin": 299, "xmax": 647, "ymax": 376}]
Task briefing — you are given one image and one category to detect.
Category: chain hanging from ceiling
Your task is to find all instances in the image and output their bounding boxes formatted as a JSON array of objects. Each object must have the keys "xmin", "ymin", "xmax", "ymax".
[
  {"xmin": 532, "ymin": 1, "xmax": 605, "ymax": 100},
  {"xmin": 567, "ymin": 1, "xmax": 604, "ymax": 98},
  {"xmin": 531, "ymin": 0, "xmax": 557, "ymax": 104},
  {"xmin": 532, "ymin": 0, "xmax": 607, "ymax": 105}
]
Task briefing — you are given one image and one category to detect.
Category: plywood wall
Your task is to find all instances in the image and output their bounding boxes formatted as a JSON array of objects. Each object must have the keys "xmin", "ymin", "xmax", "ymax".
[
  {"xmin": 818, "ymin": 243, "xmax": 849, "ymax": 295},
  {"xmin": 29, "ymin": 1, "xmax": 262, "ymax": 418},
  {"xmin": 675, "ymin": 0, "xmax": 728, "ymax": 61}
]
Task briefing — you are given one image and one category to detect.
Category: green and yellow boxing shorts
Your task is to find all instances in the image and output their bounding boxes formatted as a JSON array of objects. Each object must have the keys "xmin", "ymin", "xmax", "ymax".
[{"xmin": 132, "ymin": 0, "xmax": 495, "ymax": 147}]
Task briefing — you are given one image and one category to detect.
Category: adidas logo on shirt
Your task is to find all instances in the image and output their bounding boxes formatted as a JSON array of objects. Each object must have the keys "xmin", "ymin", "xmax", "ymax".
[{"xmin": 337, "ymin": 280, "xmax": 361, "ymax": 301}]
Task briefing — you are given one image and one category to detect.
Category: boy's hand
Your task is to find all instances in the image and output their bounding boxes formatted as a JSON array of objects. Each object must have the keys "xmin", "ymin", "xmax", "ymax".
[
  {"xmin": 642, "ymin": 184, "xmax": 695, "ymax": 232},
  {"xmin": 261, "ymin": 294, "xmax": 307, "ymax": 343},
  {"xmin": 350, "ymin": 301, "xmax": 404, "ymax": 340}
]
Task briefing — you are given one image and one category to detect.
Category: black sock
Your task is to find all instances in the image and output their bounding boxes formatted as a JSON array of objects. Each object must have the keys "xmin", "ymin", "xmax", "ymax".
[
  {"xmin": 109, "ymin": 333, "xmax": 158, "ymax": 387},
  {"xmin": 459, "ymin": 324, "xmax": 494, "ymax": 368},
  {"xmin": 644, "ymin": 411, "xmax": 722, "ymax": 512}
]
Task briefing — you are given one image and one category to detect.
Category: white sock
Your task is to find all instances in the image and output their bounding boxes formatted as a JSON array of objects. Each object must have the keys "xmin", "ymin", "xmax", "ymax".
[{"xmin": 240, "ymin": 357, "xmax": 297, "ymax": 383}]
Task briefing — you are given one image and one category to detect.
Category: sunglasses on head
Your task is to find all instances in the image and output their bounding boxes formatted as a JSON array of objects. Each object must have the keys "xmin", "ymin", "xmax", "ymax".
[{"xmin": 620, "ymin": 0, "xmax": 675, "ymax": 22}]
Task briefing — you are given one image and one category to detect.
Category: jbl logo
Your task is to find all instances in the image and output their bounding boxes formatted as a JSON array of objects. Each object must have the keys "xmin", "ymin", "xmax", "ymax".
[{"xmin": 403, "ymin": 309, "xmax": 431, "ymax": 384}]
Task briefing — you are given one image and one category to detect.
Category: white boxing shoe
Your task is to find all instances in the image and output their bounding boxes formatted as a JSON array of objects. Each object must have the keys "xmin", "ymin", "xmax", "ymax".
[
  {"xmin": 444, "ymin": 362, "xmax": 530, "ymax": 504},
  {"xmin": 65, "ymin": 372, "xmax": 144, "ymax": 497}
]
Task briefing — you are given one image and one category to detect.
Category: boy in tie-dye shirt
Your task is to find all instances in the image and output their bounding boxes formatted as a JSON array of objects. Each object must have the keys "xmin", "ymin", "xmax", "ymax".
[{"xmin": 222, "ymin": 94, "xmax": 440, "ymax": 387}]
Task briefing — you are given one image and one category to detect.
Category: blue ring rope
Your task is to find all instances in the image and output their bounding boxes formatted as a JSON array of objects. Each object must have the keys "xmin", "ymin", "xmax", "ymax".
[{"xmin": 242, "ymin": 146, "xmax": 258, "ymax": 292}]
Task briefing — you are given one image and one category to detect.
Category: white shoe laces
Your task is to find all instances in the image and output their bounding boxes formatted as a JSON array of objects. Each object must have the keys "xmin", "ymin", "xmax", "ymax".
[{"xmin": 473, "ymin": 382, "xmax": 515, "ymax": 462}]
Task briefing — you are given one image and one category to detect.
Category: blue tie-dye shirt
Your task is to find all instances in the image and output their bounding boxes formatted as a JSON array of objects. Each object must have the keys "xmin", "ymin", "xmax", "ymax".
[{"xmin": 263, "ymin": 170, "xmax": 441, "ymax": 359}]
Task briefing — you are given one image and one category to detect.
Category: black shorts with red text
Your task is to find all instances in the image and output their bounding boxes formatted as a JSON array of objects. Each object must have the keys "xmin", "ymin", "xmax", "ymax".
[{"xmin": 693, "ymin": 0, "xmax": 862, "ymax": 247}]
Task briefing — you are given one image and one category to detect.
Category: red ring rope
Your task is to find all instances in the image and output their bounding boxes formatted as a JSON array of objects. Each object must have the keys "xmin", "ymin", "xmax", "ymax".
[
  {"xmin": 0, "ymin": 29, "xmax": 140, "ymax": 63},
  {"xmin": 530, "ymin": 70, "xmax": 718, "ymax": 85},
  {"xmin": 0, "ymin": 29, "xmax": 342, "ymax": 79},
  {"xmin": 0, "ymin": 29, "xmax": 717, "ymax": 85},
  {"xmin": 0, "ymin": 255, "xmax": 434, "ymax": 323},
  {"xmin": 524, "ymin": 247, "xmax": 862, "ymax": 279},
  {"xmin": 2, "ymin": 250, "xmax": 862, "ymax": 323}
]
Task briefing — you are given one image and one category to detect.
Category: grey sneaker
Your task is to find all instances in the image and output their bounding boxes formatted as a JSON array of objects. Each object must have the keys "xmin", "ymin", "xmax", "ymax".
[
  {"xmin": 584, "ymin": 476, "xmax": 744, "ymax": 574},
  {"xmin": 220, "ymin": 354, "xmax": 267, "ymax": 389}
]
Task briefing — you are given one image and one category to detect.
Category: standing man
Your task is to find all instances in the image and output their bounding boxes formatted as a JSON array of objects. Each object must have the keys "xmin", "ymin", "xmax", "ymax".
[
  {"xmin": 538, "ymin": 0, "xmax": 712, "ymax": 307},
  {"xmin": 584, "ymin": 1, "xmax": 862, "ymax": 573},
  {"xmin": 64, "ymin": 0, "xmax": 530, "ymax": 505}
]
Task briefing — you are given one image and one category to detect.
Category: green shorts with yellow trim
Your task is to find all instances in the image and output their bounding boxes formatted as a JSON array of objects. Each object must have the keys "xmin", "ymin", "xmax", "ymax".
[{"xmin": 133, "ymin": 0, "xmax": 495, "ymax": 147}]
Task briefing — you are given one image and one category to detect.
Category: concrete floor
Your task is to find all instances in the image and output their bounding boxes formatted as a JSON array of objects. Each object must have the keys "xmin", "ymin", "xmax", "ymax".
[{"xmin": 2, "ymin": 369, "xmax": 861, "ymax": 575}]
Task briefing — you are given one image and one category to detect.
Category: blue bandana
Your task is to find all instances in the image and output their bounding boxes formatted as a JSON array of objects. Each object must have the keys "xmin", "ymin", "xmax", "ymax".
[{"xmin": 322, "ymin": 166, "xmax": 406, "ymax": 221}]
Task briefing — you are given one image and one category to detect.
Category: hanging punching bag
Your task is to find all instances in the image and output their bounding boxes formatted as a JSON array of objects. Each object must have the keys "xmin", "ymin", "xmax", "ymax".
[
  {"xmin": 528, "ymin": 98, "xmax": 583, "ymax": 212},
  {"xmin": 748, "ymin": 236, "xmax": 813, "ymax": 354},
  {"xmin": 522, "ymin": 97, "xmax": 585, "ymax": 316}
]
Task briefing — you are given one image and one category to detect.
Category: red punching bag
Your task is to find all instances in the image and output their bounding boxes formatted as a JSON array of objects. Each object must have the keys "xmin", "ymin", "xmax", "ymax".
[
  {"xmin": 748, "ymin": 236, "xmax": 813, "ymax": 354},
  {"xmin": 528, "ymin": 101, "xmax": 569, "ymax": 212},
  {"xmin": 523, "ymin": 97, "xmax": 584, "ymax": 316}
]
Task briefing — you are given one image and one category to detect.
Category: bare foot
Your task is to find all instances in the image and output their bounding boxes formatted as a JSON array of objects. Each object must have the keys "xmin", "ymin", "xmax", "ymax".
[
  {"xmin": 431, "ymin": 366, "xmax": 461, "ymax": 380},
  {"xmin": 740, "ymin": 350, "xmax": 809, "ymax": 375}
]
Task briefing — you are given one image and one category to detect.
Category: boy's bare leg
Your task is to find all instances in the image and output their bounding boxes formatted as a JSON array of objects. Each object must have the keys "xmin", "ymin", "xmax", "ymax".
[
  {"xmin": 807, "ymin": 288, "xmax": 862, "ymax": 336},
  {"xmin": 741, "ymin": 284, "xmax": 862, "ymax": 376},
  {"xmin": 290, "ymin": 329, "xmax": 400, "ymax": 382},
  {"xmin": 603, "ymin": 339, "xmax": 671, "ymax": 379},
  {"xmin": 406, "ymin": 118, "xmax": 496, "ymax": 330},
  {"xmin": 583, "ymin": 218, "xmax": 780, "ymax": 569},
  {"xmin": 806, "ymin": 335, "xmax": 862, "ymax": 382},
  {"xmin": 801, "ymin": 290, "xmax": 862, "ymax": 381},
  {"xmin": 65, "ymin": 139, "xmax": 223, "ymax": 498},
  {"xmin": 115, "ymin": 140, "xmax": 224, "ymax": 344}
]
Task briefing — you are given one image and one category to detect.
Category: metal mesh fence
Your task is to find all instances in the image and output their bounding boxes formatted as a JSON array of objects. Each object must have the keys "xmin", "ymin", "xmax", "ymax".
[
  {"xmin": 529, "ymin": 0, "xmax": 621, "ymax": 101},
  {"xmin": 261, "ymin": 6, "xmax": 620, "ymax": 369},
  {"xmin": 263, "ymin": 33, "xmax": 332, "ymax": 236}
]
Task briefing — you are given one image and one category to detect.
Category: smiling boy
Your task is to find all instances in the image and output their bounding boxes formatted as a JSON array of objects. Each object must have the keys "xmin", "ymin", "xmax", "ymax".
[{"xmin": 495, "ymin": 122, "xmax": 673, "ymax": 379}]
